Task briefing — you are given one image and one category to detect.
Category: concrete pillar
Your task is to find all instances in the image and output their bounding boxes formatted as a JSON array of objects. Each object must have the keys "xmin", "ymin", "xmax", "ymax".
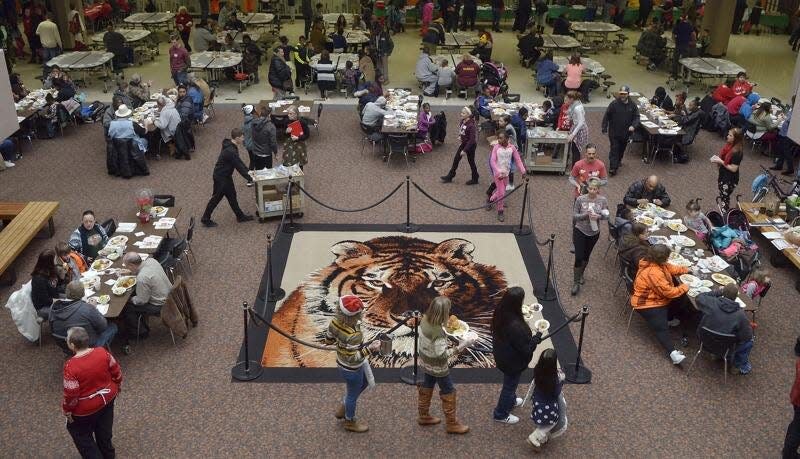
[
  {"xmin": 50, "ymin": 0, "xmax": 74, "ymax": 49},
  {"xmin": 702, "ymin": 0, "xmax": 735, "ymax": 57}
]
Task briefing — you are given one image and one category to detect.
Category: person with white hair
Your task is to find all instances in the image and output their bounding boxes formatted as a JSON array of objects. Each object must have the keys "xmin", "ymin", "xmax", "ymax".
[
  {"xmin": 153, "ymin": 95, "xmax": 181, "ymax": 154},
  {"xmin": 361, "ymin": 96, "xmax": 392, "ymax": 129},
  {"xmin": 62, "ymin": 326, "xmax": 123, "ymax": 458}
]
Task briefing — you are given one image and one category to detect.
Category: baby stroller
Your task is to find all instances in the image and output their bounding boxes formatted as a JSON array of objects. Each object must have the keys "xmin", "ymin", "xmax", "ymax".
[{"xmin": 480, "ymin": 61, "xmax": 509, "ymax": 98}]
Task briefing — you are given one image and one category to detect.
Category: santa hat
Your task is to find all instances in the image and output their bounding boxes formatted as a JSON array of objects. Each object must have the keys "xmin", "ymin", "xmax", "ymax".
[{"xmin": 339, "ymin": 295, "xmax": 364, "ymax": 316}]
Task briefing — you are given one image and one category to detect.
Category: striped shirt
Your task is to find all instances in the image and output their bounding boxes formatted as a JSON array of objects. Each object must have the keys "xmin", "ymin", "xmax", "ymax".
[{"xmin": 325, "ymin": 313, "xmax": 368, "ymax": 370}]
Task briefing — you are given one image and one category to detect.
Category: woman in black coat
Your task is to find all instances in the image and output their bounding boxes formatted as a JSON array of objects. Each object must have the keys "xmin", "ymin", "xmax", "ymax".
[
  {"xmin": 30, "ymin": 249, "xmax": 60, "ymax": 319},
  {"xmin": 491, "ymin": 286, "xmax": 543, "ymax": 424}
]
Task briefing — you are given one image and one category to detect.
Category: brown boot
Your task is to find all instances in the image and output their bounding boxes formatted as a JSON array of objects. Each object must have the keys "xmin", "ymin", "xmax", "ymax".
[
  {"xmin": 343, "ymin": 418, "xmax": 369, "ymax": 433},
  {"xmin": 335, "ymin": 403, "xmax": 345, "ymax": 419},
  {"xmin": 417, "ymin": 387, "xmax": 441, "ymax": 425},
  {"xmin": 441, "ymin": 391, "xmax": 469, "ymax": 434}
]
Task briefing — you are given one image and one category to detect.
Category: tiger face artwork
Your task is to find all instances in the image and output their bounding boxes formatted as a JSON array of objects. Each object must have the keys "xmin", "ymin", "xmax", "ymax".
[{"xmin": 262, "ymin": 236, "xmax": 508, "ymax": 368}]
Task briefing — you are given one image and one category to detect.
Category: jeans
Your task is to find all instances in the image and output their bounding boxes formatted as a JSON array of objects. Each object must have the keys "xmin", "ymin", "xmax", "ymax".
[
  {"xmin": 636, "ymin": 299, "xmax": 688, "ymax": 354},
  {"xmin": 493, "ymin": 370, "xmax": 522, "ymax": 420},
  {"xmin": 172, "ymin": 71, "xmax": 187, "ymax": 86},
  {"xmin": 421, "ymin": 372, "xmax": 454, "ymax": 395},
  {"xmin": 492, "ymin": 7, "xmax": 502, "ymax": 30},
  {"xmin": 94, "ymin": 323, "xmax": 118, "ymax": 348},
  {"xmin": 572, "ymin": 227, "xmax": 600, "ymax": 267},
  {"xmin": 67, "ymin": 399, "xmax": 116, "ymax": 459},
  {"xmin": 0, "ymin": 139, "xmax": 15, "ymax": 161},
  {"xmin": 42, "ymin": 47, "xmax": 61, "ymax": 77},
  {"xmin": 447, "ymin": 144, "xmax": 479, "ymax": 181},
  {"xmin": 784, "ymin": 405, "xmax": 800, "ymax": 459},
  {"xmin": 339, "ymin": 365, "xmax": 368, "ymax": 420},
  {"xmin": 732, "ymin": 339, "xmax": 754, "ymax": 373},
  {"xmin": 608, "ymin": 135, "xmax": 629, "ymax": 170},
  {"xmin": 202, "ymin": 178, "xmax": 247, "ymax": 221}
]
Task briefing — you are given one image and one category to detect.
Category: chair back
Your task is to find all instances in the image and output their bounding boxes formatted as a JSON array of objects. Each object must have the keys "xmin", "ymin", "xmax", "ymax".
[
  {"xmin": 607, "ymin": 219, "xmax": 619, "ymax": 242},
  {"xmin": 386, "ymin": 134, "xmax": 408, "ymax": 153},
  {"xmin": 101, "ymin": 218, "xmax": 117, "ymax": 236},
  {"xmin": 622, "ymin": 260, "xmax": 635, "ymax": 293},
  {"xmin": 153, "ymin": 194, "xmax": 176, "ymax": 207},
  {"xmin": 186, "ymin": 216, "xmax": 195, "ymax": 243},
  {"xmin": 697, "ymin": 326, "xmax": 737, "ymax": 358},
  {"xmin": 171, "ymin": 238, "xmax": 188, "ymax": 259}
]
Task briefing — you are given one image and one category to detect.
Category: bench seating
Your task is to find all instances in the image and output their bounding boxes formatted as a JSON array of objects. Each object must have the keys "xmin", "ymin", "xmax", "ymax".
[
  {"xmin": 0, "ymin": 202, "xmax": 27, "ymax": 221},
  {"xmin": 0, "ymin": 201, "xmax": 59, "ymax": 284}
]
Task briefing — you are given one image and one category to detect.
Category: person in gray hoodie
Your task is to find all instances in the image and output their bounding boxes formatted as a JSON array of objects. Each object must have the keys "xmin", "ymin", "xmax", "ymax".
[
  {"xmin": 50, "ymin": 280, "xmax": 117, "ymax": 348},
  {"xmin": 250, "ymin": 106, "xmax": 278, "ymax": 170},
  {"xmin": 696, "ymin": 283, "xmax": 754, "ymax": 375}
]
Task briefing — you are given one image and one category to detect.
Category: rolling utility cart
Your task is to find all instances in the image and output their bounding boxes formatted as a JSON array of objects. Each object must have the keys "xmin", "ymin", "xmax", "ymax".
[
  {"xmin": 250, "ymin": 169, "xmax": 305, "ymax": 222},
  {"xmin": 525, "ymin": 127, "xmax": 572, "ymax": 175}
]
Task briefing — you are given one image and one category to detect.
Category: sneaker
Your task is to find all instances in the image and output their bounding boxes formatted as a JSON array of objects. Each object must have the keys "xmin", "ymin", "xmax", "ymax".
[
  {"xmin": 201, "ymin": 219, "xmax": 218, "ymax": 227},
  {"xmin": 494, "ymin": 414, "xmax": 519, "ymax": 424},
  {"xmin": 202, "ymin": 113, "xmax": 210, "ymax": 123},
  {"xmin": 514, "ymin": 397, "xmax": 524, "ymax": 407},
  {"xmin": 670, "ymin": 350, "xmax": 686, "ymax": 365},
  {"xmin": 440, "ymin": 175, "xmax": 453, "ymax": 183},
  {"xmin": 505, "ymin": 184, "xmax": 514, "ymax": 191},
  {"xmin": 609, "ymin": 168, "xmax": 617, "ymax": 176},
  {"xmin": 246, "ymin": 181, "xmax": 254, "ymax": 187},
  {"xmin": 485, "ymin": 200, "xmax": 493, "ymax": 211},
  {"xmin": 237, "ymin": 214, "xmax": 255, "ymax": 223},
  {"xmin": 497, "ymin": 211, "xmax": 505, "ymax": 222},
  {"xmin": 667, "ymin": 318, "xmax": 681, "ymax": 327},
  {"xmin": 4, "ymin": 161, "xmax": 15, "ymax": 167},
  {"xmin": 465, "ymin": 179, "xmax": 479, "ymax": 185}
]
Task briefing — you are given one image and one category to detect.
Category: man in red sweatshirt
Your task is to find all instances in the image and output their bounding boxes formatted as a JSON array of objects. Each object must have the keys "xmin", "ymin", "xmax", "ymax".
[
  {"xmin": 712, "ymin": 79, "xmax": 736, "ymax": 104},
  {"xmin": 168, "ymin": 34, "xmax": 191, "ymax": 86},
  {"xmin": 783, "ymin": 337, "xmax": 800, "ymax": 458}
]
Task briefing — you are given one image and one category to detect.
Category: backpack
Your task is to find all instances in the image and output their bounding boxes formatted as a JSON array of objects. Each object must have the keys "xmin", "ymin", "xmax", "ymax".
[
  {"xmin": 81, "ymin": 101, "xmax": 107, "ymax": 123},
  {"xmin": 710, "ymin": 103, "xmax": 730, "ymax": 134},
  {"xmin": 429, "ymin": 111, "xmax": 447, "ymax": 145}
]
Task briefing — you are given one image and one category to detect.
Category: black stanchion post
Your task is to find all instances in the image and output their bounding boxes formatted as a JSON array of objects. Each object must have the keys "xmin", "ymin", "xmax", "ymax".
[
  {"xmin": 232, "ymin": 301, "xmax": 263, "ymax": 381},
  {"xmin": 537, "ymin": 233, "xmax": 557, "ymax": 301},
  {"xmin": 284, "ymin": 178, "xmax": 298, "ymax": 234},
  {"xmin": 400, "ymin": 310, "xmax": 423, "ymax": 385},
  {"xmin": 515, "ymin": 177, "xmax": 532, "ymax": 236},
  {"xmin": 400, "ymin": 176, "xmax": 419, "ymax": 233},
  {"xmin": 564, "ymin": 304, "xmax": 592, "ymax": 384},
  {"xmin": 263, "ymin": 234, "xmax": 285, "ymax": 302}
]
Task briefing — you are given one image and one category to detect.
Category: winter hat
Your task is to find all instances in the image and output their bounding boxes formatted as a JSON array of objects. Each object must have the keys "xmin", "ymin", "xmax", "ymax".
[
  {"xmin": 339, "ymin": 295, "xmax": 364, "ymax": 316},
  {"xmin": 242, "ymin": 104, "xmax": 254, "ymax": 115}
]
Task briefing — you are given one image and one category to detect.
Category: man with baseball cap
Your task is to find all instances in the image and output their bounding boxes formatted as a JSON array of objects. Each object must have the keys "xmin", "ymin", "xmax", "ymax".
[{"xmin": 601, "ymin": 84, "xmax": 640, "ymax": 176}]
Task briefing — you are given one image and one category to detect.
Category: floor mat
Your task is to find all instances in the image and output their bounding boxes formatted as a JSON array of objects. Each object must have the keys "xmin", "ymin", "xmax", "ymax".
[{"xmin": 239, "ymin": 223, "xmax": 581, "ymax": 382}]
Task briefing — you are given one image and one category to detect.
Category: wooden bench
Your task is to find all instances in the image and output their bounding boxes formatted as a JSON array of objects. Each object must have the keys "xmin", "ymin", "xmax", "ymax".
[
  {"xmin": 0, "ymin": 202, "xmax": 27, "ymax": 221},
  {"xmin": 0, "ymin": 201, "xmax": 59, "ymax": 285}
]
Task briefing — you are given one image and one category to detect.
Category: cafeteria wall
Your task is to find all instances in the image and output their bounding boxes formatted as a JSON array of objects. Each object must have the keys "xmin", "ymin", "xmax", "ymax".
[
  {"xmin": 0, "ymin": 51, "xmax": 20, "ymax": 141},
  {"xmin": 702, "ymin": 0, "xmax": 735, "ymax": 57}
]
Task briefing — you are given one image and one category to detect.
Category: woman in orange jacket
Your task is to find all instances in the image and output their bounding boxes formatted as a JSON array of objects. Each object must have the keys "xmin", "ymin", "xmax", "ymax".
[{"xmin": 630, "ymin": 244, "xmax": 690, "ymax": 365}]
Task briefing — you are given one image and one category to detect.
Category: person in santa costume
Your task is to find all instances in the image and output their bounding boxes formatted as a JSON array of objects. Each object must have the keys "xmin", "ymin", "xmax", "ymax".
[{"xmin": 324, "ymin": 295, "xmax": 381, "ymax": 432}]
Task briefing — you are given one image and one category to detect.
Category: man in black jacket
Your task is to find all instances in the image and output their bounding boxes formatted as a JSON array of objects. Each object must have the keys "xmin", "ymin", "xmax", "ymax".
[
  {"xmin": 201, "ymin": 128, "xmax": 255, "ymax": 227},
  {"xmin": 461, "ymin": 0, "xmax": 476, "ymax": 31},
  {"xmin": 696, "ymin": 284, "xmax": 754, "ymax": 374},
  {"xmin": 601, "ymin": 85, "xmax": 639, "ymax": 175},
  {"xmin": 301, "ymin": 0, "xmax": 313, "ymax": 38},
  {"xmin": 623, "ymin": 175, "xmax": 671, "ymax": 208},
  {"xmin": 251, "ymin": 106, "xmax": 278, "ymax": 170}
]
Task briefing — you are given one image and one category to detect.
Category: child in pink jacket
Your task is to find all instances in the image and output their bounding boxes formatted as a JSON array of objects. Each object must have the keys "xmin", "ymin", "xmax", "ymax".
[
  {"xmin": 489, "ymin": 131, "xmax": 526, "ymax": 222},
  {"xmin": 421, "ymin": 0, "xmax": 434, "ymax": 36}
]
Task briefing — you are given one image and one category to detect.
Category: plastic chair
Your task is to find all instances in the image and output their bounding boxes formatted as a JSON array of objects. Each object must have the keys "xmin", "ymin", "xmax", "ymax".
[
  {"xmin": 385, "ymin": 134, "xmax": 411, "ymax": 168},
  {"xmin": 686, "ymin": 326, "xmax": 738, "ymax": 384},
  {"xmin": 605, "ymin": 220, "xmax": 620, "ymax": 257}
]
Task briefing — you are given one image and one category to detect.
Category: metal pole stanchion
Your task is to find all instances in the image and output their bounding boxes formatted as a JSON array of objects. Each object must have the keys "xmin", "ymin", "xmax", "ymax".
[
  {"xmin": 263, "ymin": 234, "xmax": 285, "ymax": 302},
  {"xmin": 515, "ymin": 177, "xmax": 532, "ymax": 235},
  {"xmin": 400, "ymin": 310, "xmax": 423, "ymax": 385},
  {"xmin": 564, "ymin": 305, "xmax": 592, "ymax": 384},
  {"xmin": 284, "ymin": 179, "xmax": 298, "ymax": 234},
  {"xmin": 537, "ymin": 233, "xmax": 557, "ymax": 301},
  {"xmin": 232, "ymin": 301, "xmax": 263, "ymax": 381},
  {"xmin": 400, "ymin": 176, "xmax": 418, "ymax": 233}
]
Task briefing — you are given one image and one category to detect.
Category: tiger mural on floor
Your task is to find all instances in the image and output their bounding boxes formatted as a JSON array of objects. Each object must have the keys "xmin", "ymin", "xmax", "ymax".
[{"xmin": 262, "ymin": 236, "xmax": 508, "ymax": 368}]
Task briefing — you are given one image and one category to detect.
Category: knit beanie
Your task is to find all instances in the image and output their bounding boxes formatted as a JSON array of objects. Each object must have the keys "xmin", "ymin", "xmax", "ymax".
[{"xmin": 339, "ymin": 295, "xmax": 364, "ymax": 316}]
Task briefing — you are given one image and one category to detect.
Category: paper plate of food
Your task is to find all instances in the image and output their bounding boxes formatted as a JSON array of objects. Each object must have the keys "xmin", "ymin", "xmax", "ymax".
[
  {"xmin": 91, "ymin": 258, "xmax": 113, "ymax": 271},
  {"xmin": 443, "ymin": 315, "xmax": 470, "ymax": 338},
  {"xmin": 667, "ymin": 222, "xmax": 688, "ymax": 232},
  {"xmin": 533, "ymin": 319, "xmax": 550, "ymax": 333},
  {"xmin": 107, "ymin": 252, "xmax": 120, "ymax": 261},
  {"xmin": 679, "ymin": 274, "xmax": 701, "ymax": 287},
  {"xmin": 711, "ymin": 273, "xmax": 736, "ymax": 286},
  {"xmin": 97, "ymin": 294, "xmax": 110, "ymax": 305},
  {"xmin": 672, "ymin": 235, "xmax": 695, "ymax": 247},
  {"xmin": 151, "ymin": 206, "xmax": 168, "ymax": 216},
  {"xmin": 636, "ymin": 215, "xmax": 655, "ymax": 226},
  {"xmin": 114, "ymin": 276, "xmax": 137, "ymax": 290},
  {"xmin": 521, "ymin": 303, "xmax": 543, "ymax": 320},
  {"xmin": 668, "ymin": 253, "xmax": 692, "ymax": 268},
  {"xmin": 108, "ymin": 235, "xmax": 129, "ymax": 246},
  {"xmin": 699, "ymin": 279, "xmax": 713, "ymax": 288},
  {"xmin": 112, "ymin": 286, "xmax": 127, "ymax": 296}
]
